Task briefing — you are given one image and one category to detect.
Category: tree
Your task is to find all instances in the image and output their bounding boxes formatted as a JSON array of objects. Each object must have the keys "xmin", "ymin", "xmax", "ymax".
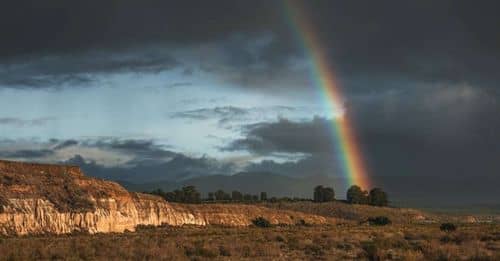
[
  {"xmin": 165, "ymin": 191, "xmax": 176, "ymax": 202},
  {"xmin": 182, "ymin": 186, "xmax": 201, "ymax": 203},
  {"xmin": 368, "ymin": 188, "xmax": 388, "ymax": 206},
  {"xmin": 314, "ymin": 185, "xmax": 335, "ymax": 202},
  {"xmin": 173, "ymin": 189, "xmax": 184, "ymax": 202},
  {"xmin": 322, "ymin": 187, "xmax": 335, "ymax": 202},
  {"xmin": 260, "ymin": 192, "xmax": 267, "ymax": 201},
  {"xmin": 243, "ymin": 194, "xmax": 253, "ymax": 201},
  {"xmin": 252, "ymin": 195, "xmax": 259, "ymax": 201},
  {"xmin": 207, "ymin": 192, "xmax": 215, "ymax": 201},
  {"xmin": 214, "ymin": 190, "xmax": 225, "ymax": 201},
  {"xmin": 148, "ymin": 186, "xmax": 200, "ymax": 203},
  {"xmin": 232, "ymin": 190, "xmax": 243, "ymax": 201},
  {"xmin": 313, "ymin": 185, "xmax": 324, "ymax": 202},
  {"xmin": 346, "ymin": 185, "xmax": 368, "ymax": 204}
]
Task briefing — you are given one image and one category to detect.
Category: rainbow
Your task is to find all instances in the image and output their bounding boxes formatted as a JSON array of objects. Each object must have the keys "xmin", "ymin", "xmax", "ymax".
[{"xmin": 285, "ymin": 1, "xmax": 371, "ymax": 189}]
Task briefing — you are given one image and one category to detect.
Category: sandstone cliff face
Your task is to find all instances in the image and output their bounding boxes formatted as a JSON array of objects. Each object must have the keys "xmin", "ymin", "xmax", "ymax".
[{"xmin": 0, "ymin": 160, "xmax": 331, "ymax": 235}]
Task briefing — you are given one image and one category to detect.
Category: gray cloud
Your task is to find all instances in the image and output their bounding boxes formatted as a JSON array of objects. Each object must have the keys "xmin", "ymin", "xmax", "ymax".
[
  {"xmin": 52, "ymin": 139, "xmax": 79, "ymax": 150},
  {"xmin": 0, "ymin": 49, "xmax": 178, "ymax": 88},
  {"xmin": 0, "ymin": 117, "xmax": 55, "ymax": 127},
  {"xmin": 172, "ymin": 106, "xmax": 249, "ymax": 121},
  {"xmin": 64, "ymin": 152, "xmax": 237, "ymax": 183},
  {"xmin": 225, "ymin": 117, "xmax": 334, "ymax": 155},
  {"xmin": 0, "ymin": 1, "xmax": 498, "ymax": 92},
  {"xmin": 228, "ymin": 84, "xmax": 500, "ymax": 180},
  {"xmin": 0, "ymin": 149, "xmax": 54, "ymax": 159},
  {"xmin": 171, "ymin": 105, "xmax": 300, "ymax": 129},
  {"xmin": 87, "ymin": 138, "xmax": 177, "ymax": 163},
  {"xmin": 0, "ymin": 138, "xmax": 237, "ymax": 182},
  {"xmin": 167, "ymin": 82, "xmax": 192, "ymax": 88}
]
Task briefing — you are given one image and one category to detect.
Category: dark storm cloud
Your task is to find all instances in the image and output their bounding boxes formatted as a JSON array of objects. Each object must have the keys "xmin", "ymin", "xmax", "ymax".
[
  {"xmin": 0, "ymin": 0, "xmax": 284, "ymax": 63},
  {"xmin": 293, "ymin": 1, "xmax": 500, "ymax": 91},
  {"xmin": 0, "ymin": 117, "xmax": 55, "ymax": 127},
  {"xmin": 52, "ymin": 139, "xmax": 79, "ymax": 150},
  {"xmin": 0, "ymin": 49, "xmax": 178, "ymax": 88},
  {"xmin": 244, "ymin": 155, "xmax": 341, "ymax": 178},
  {"xmin": 0, "ymin": 149, "xmax": 54, "ymax": 159},
  {"xmin": 225, "ymin": 117, "xmax": 334, "ymax": 154},
  {"xmin": 84, "ymin": 138, "xmax": 178, "ymax": 162},
  {"xmin": 0, "ymin": 138, "xmax": 77, "ymax": 159},
  {"xmin": 229, "ymin": 84, "xmax": 500, "ymax": 179},
  {"xmin": 0, "ymin": 138, "xmax": 237, "ymax": 182},
  {"xmin": 2, "ymin": 1, "xmax": 499, "ymax": 90},
  {"xmin": 64, "ymin": 153, "xmax": 237, "ymax": 183}
]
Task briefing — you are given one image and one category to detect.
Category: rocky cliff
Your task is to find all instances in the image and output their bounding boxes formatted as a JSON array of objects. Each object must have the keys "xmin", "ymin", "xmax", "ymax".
[{"xmin": 0, "ymin": 160, "xmax": 331, "ymax": 235}]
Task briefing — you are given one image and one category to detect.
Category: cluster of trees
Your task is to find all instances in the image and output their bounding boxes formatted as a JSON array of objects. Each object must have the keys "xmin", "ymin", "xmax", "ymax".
[
  {"xmin": 148, "ymin": 186, "xmax": 270, "ymax": 203},
  {"xmin": 312, "ymin": 185, "xmax": 388, "ymax": 206},
  {"xmin": 148, "ymin": 186, "xmax": 201, "ymax": 203},
  {"xmin": 207, "ymin": 190, "xmax": 267, "ymax": 202},
  {"xmin": 346, "ymin": 185, "xmax": 388, "ymax": 206},
  {"xmin": 148, "ymin": 184, "xmax": 388, "ymax": 206}
]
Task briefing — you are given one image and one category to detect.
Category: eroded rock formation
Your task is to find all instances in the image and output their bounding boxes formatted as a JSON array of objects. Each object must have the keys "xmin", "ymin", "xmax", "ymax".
[{"xmin": 0, "ymin": 160, "xmax": 331, "ymax": 235}]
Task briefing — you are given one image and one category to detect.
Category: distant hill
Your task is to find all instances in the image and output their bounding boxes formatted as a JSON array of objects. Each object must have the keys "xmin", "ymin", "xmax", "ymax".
[{"xmin": 119, "ymin": 172, "xmax": 347, "ymax": 199}]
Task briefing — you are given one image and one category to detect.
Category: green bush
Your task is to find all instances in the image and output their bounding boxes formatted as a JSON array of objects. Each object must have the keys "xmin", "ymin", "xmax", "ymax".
[
  {"xmin": 367, "ymin": 216, "xmax": 391, "ymax": 226},
  {"xmin": 440, "ymin": 223, "xmax": 457, "ymax": 232},
  {"xmin": 252, "ymin": 217, "xmax": 272, "ymax": 228},
  {"xmin": 296, "ymin": 219, "xmax": 310, "ymax": 227}
]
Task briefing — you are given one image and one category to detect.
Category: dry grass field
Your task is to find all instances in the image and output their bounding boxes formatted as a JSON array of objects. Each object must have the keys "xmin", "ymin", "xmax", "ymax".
[{"xmin": 0, "ymin": 222, "xmax": 498, "ymax": 260}]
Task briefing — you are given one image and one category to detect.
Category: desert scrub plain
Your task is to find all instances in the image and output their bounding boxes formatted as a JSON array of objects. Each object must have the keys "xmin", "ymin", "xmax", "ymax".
[{"xmin": 0, "ymin": 221, "xmax": 498, "ymax": 260}]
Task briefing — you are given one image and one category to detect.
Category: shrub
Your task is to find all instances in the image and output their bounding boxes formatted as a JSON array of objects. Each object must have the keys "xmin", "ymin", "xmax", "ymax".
[
  {"xmin": 367, "ymin": 216, "xmax": 391, "ymax": 226},
  {"xmin": 368, "ymin": 188, "xmax": 388, "ymax": 206},
  {"xmin": 440, "ymin": 223, "xmax": 457, "ymax": 232},
  {"xmin": 252, "ymin": 217, "xmax": 272, "ymax": 228},
  {"xmin": 260, "ymin": 192, "xmax": 267, "ymax": 201},
  {"xmin": 346, "ymin": 185, "xmax": 368, "ymax": 204},
  {"xmin": 296, "ymin": 219, "xmax": 310, "ymax": 227},
  {"xmin": 275, "ymin": 235, "xmax": 285, "ymax": 242}
]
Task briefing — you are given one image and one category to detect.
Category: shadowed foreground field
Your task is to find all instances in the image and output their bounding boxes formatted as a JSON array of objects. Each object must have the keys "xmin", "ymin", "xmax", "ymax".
[{"xmin": 0, "ymin": 223, "xmax": 498, "ymax": 260}]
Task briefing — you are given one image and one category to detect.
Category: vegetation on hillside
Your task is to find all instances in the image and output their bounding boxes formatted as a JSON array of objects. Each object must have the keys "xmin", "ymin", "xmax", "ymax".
[
  {"xmin": 0, "ymin": 223, "xmax": 497, "ymax": 260},
  {"xmin": 146, "ymin": 184, "xmax": 389, "ymax": 207}
]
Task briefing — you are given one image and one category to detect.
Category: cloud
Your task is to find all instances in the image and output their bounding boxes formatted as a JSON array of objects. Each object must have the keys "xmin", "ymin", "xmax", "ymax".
[
  {"xmin": 171, "ymin": 106, "xmax": 249, "ymax": 121},
  {"xmin": 171, "ymin": 105, "xmax": 301, "ymax": 129},
  {"xmin": 0, "ymin": 149, "xmax": 54, "ymax": 159},
  {"xmin": 167, "ymin": 82, "xmax": 192, "ymax": 88},
  {"xmin": 52, "ymin": 139, "xmax": 79, "ymax": 150},
  {"xmin": 224, "ymin": 83, "xmax": 500, "ymax": 179},
  {"xmin": 0, "ymin": 138, "xmax": 238, "ymax": 182},
  {"xmin": 0, "ymin": 1, "xmax": 283, "ymax": 60},
  {"xmin": 0, "ymin": 117, "xmax": 55, "ymax": 127},
  {"xmin": 224, "ymin": 117, "xmax": 334, "ymax": 155},
  {"xmin": 64, "ymin": 153, "xmax": 237, "ymax": 183},
  {"xmin": 0, "ymin": 49, "xmax": 178, "ymax": 88},
  {"xmin": 87, "ymin": 138, "xmax": 177, "ymax": 163},
  {"xmin": 1, "ymin": 1, "xmax": 498, "ymax": 92}
]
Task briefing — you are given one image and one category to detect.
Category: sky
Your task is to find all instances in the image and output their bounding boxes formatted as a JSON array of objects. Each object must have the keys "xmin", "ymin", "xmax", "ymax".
[{"xmin": 1, "ymin": 1, "xmax": 499, "ymax": 206}]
